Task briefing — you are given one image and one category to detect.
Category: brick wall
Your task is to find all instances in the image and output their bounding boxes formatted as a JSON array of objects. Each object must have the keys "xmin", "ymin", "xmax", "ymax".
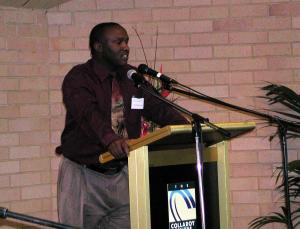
[
  {"xmin": 0, "ymin": 6, "xmax": 54, "ymax": 228},
  {"xmin": 1, "ymin": 0, "xmax": 300, "ymax": 228}
]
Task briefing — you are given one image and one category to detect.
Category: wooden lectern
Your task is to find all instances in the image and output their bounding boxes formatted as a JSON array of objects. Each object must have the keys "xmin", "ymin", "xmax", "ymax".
[{"xmin": 100, "ymin": 122, "xmax": 255, "ymax": 229}]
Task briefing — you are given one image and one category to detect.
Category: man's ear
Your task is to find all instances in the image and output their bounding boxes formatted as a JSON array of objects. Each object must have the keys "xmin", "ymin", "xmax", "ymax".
[{"xmin": 93, "ymin": 42, "xmax": 102, "ymax": 53}]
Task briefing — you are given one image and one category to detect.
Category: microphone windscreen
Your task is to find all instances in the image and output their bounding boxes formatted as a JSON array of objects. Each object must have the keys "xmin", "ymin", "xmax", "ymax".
[
  {"xmin": 127, "ymin": 69, "xmax": 137, "ymax": 80},
  {"xmin": 137, "ymin": 64, "xmax": 149, "ymax": 74}
]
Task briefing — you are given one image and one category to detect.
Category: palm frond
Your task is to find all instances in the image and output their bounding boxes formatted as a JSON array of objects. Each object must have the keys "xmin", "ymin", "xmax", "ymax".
[
  {"xmin": 276, "ymin": 160, "xmax": 300, "ymax": 174},
  {"xmin": 274, "ymin": 161, "xmax": 300, "ymax": 199},
  {"xmin": 251, "ymin": 83, "xmax": 300, "ymax": 228},
  {"xmin": 272, "ymin": 110, "xmax": 300, "ymax": 121},
  {"xmin": 262, "ymin": 84, "xmax": 300, "ymax": 103},
  {"xmin": 287, "ymin": 133, "xmax": 300, "ymax": 138},
  {"xmin": 260, "ymin": 84, "xmax": 300, "ymax": 137},
  {"xmin": 291, "ymin": 209, "xmax": 300, "ymax": 227},
  {"xmin": 249, "ymin": 207, "xmax": 288, "ymax": 229},
  {"xmin": 249, "ymin": 207, "xmax": 300, "ymax": 228},
  {"xmin": 261, "ymin": 84, "xmax": 300, "ymax": 113},
  {"xmin": 288, "ymin": 160, "xmax": 300, "ymax": 172}
]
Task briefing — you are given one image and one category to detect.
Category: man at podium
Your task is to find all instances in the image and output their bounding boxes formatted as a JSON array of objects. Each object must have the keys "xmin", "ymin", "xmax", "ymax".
[{"xmin": 55, "ymin": 22, "xmax": 189, "ymax": 229}]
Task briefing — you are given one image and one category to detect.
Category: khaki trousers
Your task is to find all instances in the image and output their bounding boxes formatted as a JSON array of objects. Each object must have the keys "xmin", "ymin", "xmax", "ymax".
[{"xmin": 57, "ymin": 157, "xmax": 130, "ymax": 229}]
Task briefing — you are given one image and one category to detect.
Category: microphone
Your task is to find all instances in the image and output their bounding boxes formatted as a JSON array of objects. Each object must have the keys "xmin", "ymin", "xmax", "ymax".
[
  {"xmin": 137, "ymin": 64, "xmax": 178, "ymax": 84},
  {"xmin": 127, "ymin": 69, "xmax": 161, "ymax": 94},
  {"xmin": 127, "ymin": 69, "xmax": 148, "ymax": 85}
]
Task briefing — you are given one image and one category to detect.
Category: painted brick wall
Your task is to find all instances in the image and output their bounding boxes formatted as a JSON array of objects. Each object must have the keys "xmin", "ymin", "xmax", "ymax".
[
  {"xmin": 47, "ymin": 1, "xmax": 300, "ymax": 228},
  {"xmin": 46, "ymin": 1, "xmax": 300, "ymax": 228},
  {"xmin": 0, "ymin": 6, "xmax": 54, "ymax": 228},
  {"xmin": 1, "ymin": 0, "xmax": 300, "ymax": 228}
]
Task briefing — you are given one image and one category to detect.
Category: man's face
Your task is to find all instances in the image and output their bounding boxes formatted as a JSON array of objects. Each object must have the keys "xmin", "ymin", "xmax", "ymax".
[{"xmin": 100, "ymin": 26, "xmax": 130, "ymax": 67}]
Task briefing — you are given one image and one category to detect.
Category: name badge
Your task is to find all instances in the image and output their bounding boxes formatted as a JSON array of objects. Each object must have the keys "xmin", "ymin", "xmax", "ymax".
[{"xmin": 131, "ymin": 97, "xmax": 144, "ymax": 109}]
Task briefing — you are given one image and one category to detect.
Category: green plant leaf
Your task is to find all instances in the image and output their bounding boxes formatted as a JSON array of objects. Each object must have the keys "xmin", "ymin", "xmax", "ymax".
[
  {"xmin": 249, "ymin": 209, "xmax": 287, "ymax": 229},
  {"xmin": 251, "ymin": 83, "xmax": 300, "ymax": 228}
]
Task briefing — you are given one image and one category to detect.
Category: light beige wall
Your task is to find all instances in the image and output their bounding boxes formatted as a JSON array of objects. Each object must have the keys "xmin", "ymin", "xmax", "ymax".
[{"xmin": 0, "ymin": 6, "xmax": 54, "ymax": 228}]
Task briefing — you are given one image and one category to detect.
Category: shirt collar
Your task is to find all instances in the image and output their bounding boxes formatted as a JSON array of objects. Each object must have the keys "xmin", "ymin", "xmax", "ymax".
[{"xmin": 90, "ymin": 58, "xmax": 132, "ymax": 82}]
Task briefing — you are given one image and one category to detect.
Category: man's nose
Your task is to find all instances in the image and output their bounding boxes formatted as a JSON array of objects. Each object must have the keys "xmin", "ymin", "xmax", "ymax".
[{"xmin": 121, "ymin": 41, "xmax": 129, "ymax": 51}]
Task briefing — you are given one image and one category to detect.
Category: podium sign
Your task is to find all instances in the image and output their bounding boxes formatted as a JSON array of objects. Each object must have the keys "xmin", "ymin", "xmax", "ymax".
[{"xmin": 167, "ymin": 181, "xmax": 197, "ymax": 229}]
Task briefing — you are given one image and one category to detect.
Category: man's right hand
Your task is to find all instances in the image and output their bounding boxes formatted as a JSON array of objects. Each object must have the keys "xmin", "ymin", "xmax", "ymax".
[{"xmin": 108, "ymin": 138, "xmax": 129, "ymax": 159}]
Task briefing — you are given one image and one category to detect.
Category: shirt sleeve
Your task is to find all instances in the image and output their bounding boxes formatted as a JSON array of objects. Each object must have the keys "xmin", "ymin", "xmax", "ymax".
[{"xmin": 62, "ymin": 67, "xmax": 120, "ymax": 148}]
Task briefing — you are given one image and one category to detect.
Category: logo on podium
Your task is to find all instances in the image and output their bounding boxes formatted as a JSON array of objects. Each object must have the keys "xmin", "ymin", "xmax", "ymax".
[{"xmin": 167, "ymin": 181, "xmax": 197, "ymax": 229}]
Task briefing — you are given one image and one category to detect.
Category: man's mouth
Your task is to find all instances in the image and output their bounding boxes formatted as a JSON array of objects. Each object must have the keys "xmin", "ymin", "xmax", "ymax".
[{"xmin": 120, "ymin": 53, "xmax": 128, "ymax": 61}]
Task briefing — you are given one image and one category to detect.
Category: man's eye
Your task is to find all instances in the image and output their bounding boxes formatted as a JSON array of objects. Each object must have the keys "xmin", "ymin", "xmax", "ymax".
[
  {"xmin": 117, "ymin": 39, "xmax": 129, "ymax": 45},
  {"xmin": 111, "ymin": 39, "xmax": 122, "ymax": 45},
  {"xmin": 109, "ymin": 38, "xmax": 129, "ymax": 45}
]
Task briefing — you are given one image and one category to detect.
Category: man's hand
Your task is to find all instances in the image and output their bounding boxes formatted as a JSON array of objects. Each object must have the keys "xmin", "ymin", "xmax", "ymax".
[{"xmin": 108, "ymin": 138, "xmax": 129, "ymax": 159}]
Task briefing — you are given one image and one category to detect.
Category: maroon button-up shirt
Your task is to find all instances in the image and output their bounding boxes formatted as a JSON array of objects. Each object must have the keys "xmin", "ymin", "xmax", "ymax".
[{"xmin": 56, "ymin": 58, "xmax": 188, "ymax": 166}]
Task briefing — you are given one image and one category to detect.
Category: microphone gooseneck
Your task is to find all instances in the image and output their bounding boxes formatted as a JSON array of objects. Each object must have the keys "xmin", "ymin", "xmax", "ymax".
[{"xmin": 137, "ymin": 64, "xmax": 178, "ymax": 84}]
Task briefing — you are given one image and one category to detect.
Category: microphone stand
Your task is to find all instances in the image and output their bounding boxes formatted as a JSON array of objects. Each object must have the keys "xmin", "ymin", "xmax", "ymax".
[
  {"xmin": 164, "ymin": 82, "xmax": 297, "ymax": 229},
  {"xmin": 133, "ymin": 80, "xmax": 230, "ymax": 229},
  {"xmin": 0, "ymin": 207, "xmax": 79, "ymax": 229}
]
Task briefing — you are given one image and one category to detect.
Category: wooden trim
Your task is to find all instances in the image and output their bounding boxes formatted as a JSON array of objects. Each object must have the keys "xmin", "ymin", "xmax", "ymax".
[
  {"xmin": 217, "ymin": 141, "xmax": 231, "ymax": 229},
  {"xmin": 128, "ymin": 146, "xmax": 151, "ymax": 229}
]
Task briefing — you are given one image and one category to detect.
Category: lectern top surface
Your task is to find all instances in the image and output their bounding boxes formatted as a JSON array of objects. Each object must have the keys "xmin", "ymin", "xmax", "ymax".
[
  {"xmin": 147, "ymin": 122, "xmax": 255, "ymax": 149},
  {"xmin": 99, "ymin": 122, "xmax": 255, "ymax": 163}
]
